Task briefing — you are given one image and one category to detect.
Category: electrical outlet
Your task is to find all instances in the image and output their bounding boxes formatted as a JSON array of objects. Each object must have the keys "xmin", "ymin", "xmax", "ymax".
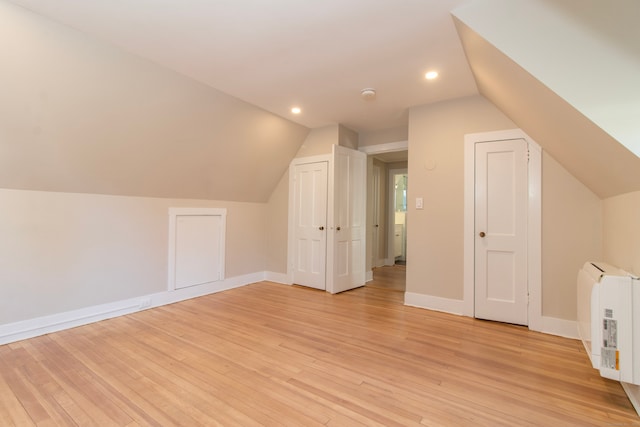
[{"xmin": 139, "ymin": 298, "xmax": 152, "ymax": 309}]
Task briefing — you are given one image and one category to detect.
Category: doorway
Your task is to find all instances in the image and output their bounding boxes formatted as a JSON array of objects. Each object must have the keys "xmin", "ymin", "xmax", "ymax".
[
  {"xmin": 362, "ymin": 143, "xmax": 408, "ymax": 294},
  {"xmin": 368, "ymin": 164, "xmax": 408, "ymax": 294},
  {"xmin": 389, "ymin": 169, "xmax": 408, "ymax": 265}
]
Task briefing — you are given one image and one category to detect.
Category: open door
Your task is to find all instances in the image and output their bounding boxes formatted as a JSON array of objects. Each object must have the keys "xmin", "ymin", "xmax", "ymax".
[{"xmin": 328, "ymin": 145, "xmax": 366, "ymax": 293}]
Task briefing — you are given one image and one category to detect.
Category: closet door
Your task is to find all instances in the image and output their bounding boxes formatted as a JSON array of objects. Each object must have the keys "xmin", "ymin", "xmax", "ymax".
[
  {"xmin": 291, "ymin": 161, "xmax": 328, "ymax": 290},
  {"xmin": 329, "ymin": 145, "xmax": 366, "ymax": 294},
  {"xmin": 474, "ymin": 139, "xmax": 528, "ymax": 325}
]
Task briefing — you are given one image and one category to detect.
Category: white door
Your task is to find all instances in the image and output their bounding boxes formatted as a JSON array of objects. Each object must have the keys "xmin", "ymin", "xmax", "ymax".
[
  {"xmin": 174, "ymin": 215, "xmax": 222, "ymax": 289},
  {"xmin": 474, "ymin": 139, "xmax": 528, "ymax": 325},
  {"xmin": 330, "ymin": 145, "xmax": 366, "ymax": 294},
  {"xmin": 292, "ymin": 162, "xmax": 328, "ymax": 290}
]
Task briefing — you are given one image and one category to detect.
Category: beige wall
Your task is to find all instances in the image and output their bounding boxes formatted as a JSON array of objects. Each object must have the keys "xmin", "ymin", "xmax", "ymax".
[
  {"xmin": 542, "ymin": 153, "xmax": 602, "ymax": 320},
  {"xmin": 265, "ymin": 171, "xmax": 290, "ymax": 274},
  {"xmin": 359, "ymin": 126, "xmax": 408, "ymax": 147},
  {"xmin": 0, "ymin": 188, "xmax": 267, "ymax": 325},
  {"xmin": 338, "ymin": 125, "xmax": 359, "ymax": 150},
  {"xmin": 407, "ymin": 95, "xmax": 516, "ymax": 299},
  {"xmin": 603, "ymin": 191, "xmax": 640, "ymax": 276},
  {"xmin": 294, "ymin": 125, "xmax": 338, "ymax": 158},
  {"xmin": 0, "ymin": 1, "xmax": 308, "ymax": 202},
  {"xmin": 387, "ymin": 161, "xmax": 408, "ymax": 171}
]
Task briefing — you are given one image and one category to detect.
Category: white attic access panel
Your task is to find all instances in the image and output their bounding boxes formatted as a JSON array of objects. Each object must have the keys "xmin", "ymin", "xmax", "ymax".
[{"xmin": 168, "ymin": 208, "xmax": 226, "ymax": 290}]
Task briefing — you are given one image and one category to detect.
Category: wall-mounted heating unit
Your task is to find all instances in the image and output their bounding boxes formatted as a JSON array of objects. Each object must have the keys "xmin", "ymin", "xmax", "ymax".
[{"xmin": 577, "ymin": 262, "xmax": 640, "ymax": 384}]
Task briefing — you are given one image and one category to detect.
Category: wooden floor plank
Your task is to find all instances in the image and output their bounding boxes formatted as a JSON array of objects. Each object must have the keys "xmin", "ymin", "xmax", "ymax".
[
  {"xmin": 0, "ymin": 266, "xmax": 638, "ymax": 426},
  {"xmin": 0, "ymin": 366, "xmax": 36, "ymax": 427}
]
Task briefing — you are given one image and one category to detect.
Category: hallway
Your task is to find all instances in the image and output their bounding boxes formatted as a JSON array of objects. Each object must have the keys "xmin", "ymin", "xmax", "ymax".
[{"xmin": 366, "ymin": 264, "xmax": 406, "ymax": 293}]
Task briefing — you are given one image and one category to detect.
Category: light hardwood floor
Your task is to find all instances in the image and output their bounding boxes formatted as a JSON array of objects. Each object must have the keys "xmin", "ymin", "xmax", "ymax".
[
  {"xmin": 366, "ymin": 265, "xmax": 406, "ymax": 292},
  {"xmin": 1, "ymin": 277, "xmax": 638, "ymax": 426}
]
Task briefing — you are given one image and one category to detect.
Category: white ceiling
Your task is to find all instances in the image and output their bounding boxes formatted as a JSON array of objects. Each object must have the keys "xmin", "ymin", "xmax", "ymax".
[{"xmin": 8, "ymin": 0, "xmax": 478, "ymax": 133}]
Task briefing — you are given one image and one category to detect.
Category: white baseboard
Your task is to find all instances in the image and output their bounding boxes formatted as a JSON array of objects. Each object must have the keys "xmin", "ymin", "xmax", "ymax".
[
  {"xmin": 264, "ymin": 271, "xmax": 291, "ymax": 285},
  {"xmin": 365, "ymin": 270, "xmax": 373, "ymax": 282},
  {"xmin": 0, "ymin": 272, "xmax": 263, "ymax": 346},
  {"xmin": 404, "ymin": 293, "xmax": 579, "ymax": 340},
  {"xmin": 373, "ymin": 258, "xmax": 387, "ymax": 268},
  {"xmin": 0, "ymin": 274, "xmax": 582, "ymax": 347},
  {"xmin": 622, "ymin": 383, "xmax": 640, "ymax": 417},
  {"xmin": 404, "ymin": 292, "xmax": 465, "ymax": 316},
  {"xmin": 540, "ymin": 316, "xmax": 578, "ymax": 339}
]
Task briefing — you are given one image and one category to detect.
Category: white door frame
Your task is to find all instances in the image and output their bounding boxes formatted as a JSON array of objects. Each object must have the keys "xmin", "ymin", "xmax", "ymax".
[
  {"xmin": 371, "ymin": 163, "xmax": 382, "ymax": 268},
  {"xmin": 463, "ymin": 129, "xmax": 542, "ymax": 332},
  {"xmin": 359, "ymin": 140, "xmax": 409, "ymax": 267},
  {"xmin": 388, "ymin": 168, "xmax": 408, "ymax": 264}
]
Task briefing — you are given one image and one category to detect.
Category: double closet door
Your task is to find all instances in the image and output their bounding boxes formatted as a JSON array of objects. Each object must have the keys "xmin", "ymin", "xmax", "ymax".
[{"xmin": 289, "ymin": 145, "xmax": 366, "ymax": 294}]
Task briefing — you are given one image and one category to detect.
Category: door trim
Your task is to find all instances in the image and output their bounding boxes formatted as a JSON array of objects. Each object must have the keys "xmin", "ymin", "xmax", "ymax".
[
  {"xmin": 358, "ymin": 140, "xmax": 408, "ymax": 156},
  {"xmin": 388, "ymin": 168, "xmax": 408, "ymax": 265},
  {"xmin": 463, "ymin": 129, "xmax": 542, "ymax": 332},
  {"xmin": 371, "ymin": 163, "xmax": 383, "ymax": 268},
  {"xmin": 359, "ymin": 141, "xmax": 409, "ymax": 273}
]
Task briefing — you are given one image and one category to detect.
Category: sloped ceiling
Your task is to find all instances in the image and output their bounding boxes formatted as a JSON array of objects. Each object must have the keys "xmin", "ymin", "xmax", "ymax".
[
  {"xmin": 0, "ymin": 1, "xmax": 309, "ymax": 202},
  {"xmin": 0, "ymin": 0, "xmax": 482, "ymax": 202},
  {"xmin": 453, "ymin": 0, "xmax": 640, "ymax": 198},
  {"xmin": 5, "ymin": 0, "xmax": 638, "ymax": 202},
  {"xmin": 4, "ymin": 0, "xmax": 478, "ymax": 132}
]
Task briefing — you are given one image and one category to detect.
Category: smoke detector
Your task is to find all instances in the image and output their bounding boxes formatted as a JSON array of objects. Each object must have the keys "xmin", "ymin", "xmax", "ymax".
[{"xmin": 360, "ymin": 88, "xmax": 376, "ymax": 101}]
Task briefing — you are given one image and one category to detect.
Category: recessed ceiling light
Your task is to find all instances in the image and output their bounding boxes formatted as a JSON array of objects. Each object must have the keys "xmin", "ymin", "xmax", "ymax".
[
  {"xmin": 291, "ymin": 107, "xmax": 301, "ymax": 114},
  {"xmin": 425, "ymin": 70, "xmax": 439, "ymax": 80}
]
